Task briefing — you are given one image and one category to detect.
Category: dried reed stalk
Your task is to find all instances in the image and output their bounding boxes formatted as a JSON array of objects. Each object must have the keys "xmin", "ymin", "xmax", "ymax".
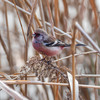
[{"xmin": 71, "ymin": 24, "xmax": 76, "ymax": 100}]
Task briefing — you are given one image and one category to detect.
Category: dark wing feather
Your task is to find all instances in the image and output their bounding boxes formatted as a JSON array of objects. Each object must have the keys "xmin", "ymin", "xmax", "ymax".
[
  {"xmin": 43, "ymin": 35, "xmax": 56, "ymax": 46},
  {"xmin": 43, "ymin": 35, "xmax": 86, "ymax": 47},
  {"xmin": 43, "ymin": 35, "xmax": 71, "ymax": 47},
  {"xmin": 43, "ymin": 37, "xmax": 71, "ymax": 47}
]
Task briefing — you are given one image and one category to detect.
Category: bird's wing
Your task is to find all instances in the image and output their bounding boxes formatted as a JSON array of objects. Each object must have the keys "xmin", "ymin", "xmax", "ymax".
[
  {"xmin": 43, "ymin": 36, "xmax": 70, "ymax": 47},
  {"xmin": 43, "ymin": 35, "xmax": 86, "ymax": 47}
]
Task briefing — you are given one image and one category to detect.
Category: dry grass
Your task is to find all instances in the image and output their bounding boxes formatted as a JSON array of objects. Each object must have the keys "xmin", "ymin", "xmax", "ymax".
[{"xmin": 0, "ymin": 0, "xmax": 100, "ymax": 100}]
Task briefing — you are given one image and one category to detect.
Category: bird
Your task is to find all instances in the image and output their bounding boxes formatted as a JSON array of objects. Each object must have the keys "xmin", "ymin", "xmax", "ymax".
[{"xmin": 32, "ymin": 28, "xmax": 85, "ymax": 56}]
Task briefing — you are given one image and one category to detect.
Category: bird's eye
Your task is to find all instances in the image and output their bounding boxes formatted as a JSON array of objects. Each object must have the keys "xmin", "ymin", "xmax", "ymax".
[
  {"xmin": 36, "ymin": 33, "xmax": 40, "ymax": 36},
  {"xmin": 34, "ymin": 33, "xmax": 41, "ymax": 37},
  {"xmin": 36, "ymin": 33, "xmax": 42, "ymax": 37}
]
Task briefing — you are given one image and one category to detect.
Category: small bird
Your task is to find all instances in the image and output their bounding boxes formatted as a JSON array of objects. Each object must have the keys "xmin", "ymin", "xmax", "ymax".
[{"xmin": 32, "ymin": 28, "xmax": 85, "ymax": 56}]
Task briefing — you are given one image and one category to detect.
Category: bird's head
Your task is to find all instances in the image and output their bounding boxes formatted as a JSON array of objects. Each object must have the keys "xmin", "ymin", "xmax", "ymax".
[{"xmin": 32, "ymin": 28, "xmax": 48, "ymax": 41}]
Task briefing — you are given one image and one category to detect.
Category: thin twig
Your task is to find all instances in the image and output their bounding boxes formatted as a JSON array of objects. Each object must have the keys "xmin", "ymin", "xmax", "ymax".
[
  {"xmin": 38, "ymin": 0, "xmax": 46, "ymax": 30},
  {"xmin": 34, "ymin": 14, "xmax": 42, "ymax": 28},
  {"xmin": 2, "ymin": 80, "xmax": 100, "ymax": 89},
  {"xmin": 46, "ymin": 0, "xmax": 55, "ymax": 37},
  {"xmin": 25, "ymin": 74, "xmax": 27, "ymax": 97},
  {"xmin": 27, "ymin": 0, "xmax": 38, "ymax": 36},
  {"xmin": 71, "ymin": 24, "xmax": 76, "ymax": 100},
  {"xmin": 54, "ymin": 1, "xmax": 59, "ymax": 97},
  {"xmin": 17, "ymin": 0, "xmax": 34, "ymax": 36},
  {"xmin": 4, "ymin": 2, "xmax": 13, "ymax": 72},
  {"xmin": 75, "ymin": 22, "xmax": 100, "ymax": 53},
  {"xmin": 1, "ymin": 74, "xmax": 100, "ymax": 79},
  {"xmin": 54, "ymin": 1, "xmax": 60, "ymax": 98},
  {"xmin": 53, "ymin": 51, "xmax": 98, "ymax": 63},
  {"xmin": 24, "ymin": 0, "xmax": 31, "ymax": 9},
  {"xmin": 12, "ymin": 0, "xmax": 27, "ymax": 44},
  {"xmin": 54, "ymin": 0, "xmax": 59, "ymax": 27},
  {"xmin": 0, "ymin": 81, "xmax": 28, "ymax": 100},
  {"xmin": 89, "ymin": 0, "xmax": 98, "ymax": 28},
  {"xmin": 4, "ymin": 0, "xmax": 31, "ymax": 15},
  {"xmin": 76, "ymin": 74, "xmax": 100, "ymax": 78},
  {"xmin": 0, "ymin": 33, "xmax": 10, "ymax": 67},
  {"xmin": 94, "ymin": 54, "xmax": 98, "ymax": 100}
]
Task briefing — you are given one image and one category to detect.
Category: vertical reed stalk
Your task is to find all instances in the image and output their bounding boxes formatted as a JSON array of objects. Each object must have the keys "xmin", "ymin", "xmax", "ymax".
[{"xmin": 71, "ymin": 24, "xmax": 76, "ymax": 100}]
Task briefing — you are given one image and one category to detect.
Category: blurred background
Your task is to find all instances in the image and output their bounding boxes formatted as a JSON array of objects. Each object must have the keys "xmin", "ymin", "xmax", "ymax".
[{"xmin": 0, "ymin": 0, "xmax": 100, "ymax": 100}]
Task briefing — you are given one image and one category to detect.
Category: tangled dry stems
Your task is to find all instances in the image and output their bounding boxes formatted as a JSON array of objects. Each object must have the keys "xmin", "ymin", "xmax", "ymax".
[{"xmin": 20, "ymin": 56, "xmax": 69, "ymax": 83}]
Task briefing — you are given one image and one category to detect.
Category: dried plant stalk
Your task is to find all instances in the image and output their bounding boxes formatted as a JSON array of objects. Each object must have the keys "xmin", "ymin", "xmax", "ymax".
[
  {"xmin": 71, "ymin": 24, "xmax": 76, "ymax": 100},
  {"xmin": 12, "ymin": 0, "xmax": 26, "ymax": 44}
]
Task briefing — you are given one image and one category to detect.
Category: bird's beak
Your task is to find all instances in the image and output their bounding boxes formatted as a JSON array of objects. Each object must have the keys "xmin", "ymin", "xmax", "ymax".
[{"xmin": 32, "ymin": 34, "xmax": 36, "ymax": 37}]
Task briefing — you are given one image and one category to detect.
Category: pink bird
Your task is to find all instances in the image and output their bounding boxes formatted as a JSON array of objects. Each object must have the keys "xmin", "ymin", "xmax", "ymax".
[{"xmin": 32, "ymin": 28, "xmax": 85, "ymax": 56}]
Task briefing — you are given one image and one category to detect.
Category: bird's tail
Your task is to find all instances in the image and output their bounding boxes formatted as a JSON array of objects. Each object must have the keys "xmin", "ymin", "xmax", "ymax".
[
  {"xmin": 75, "ymin": 43, "xmax": 86, "ymax": 46},
  {"xmin": 65, "ymin": 43, "xmax": 86, "ymax": 47}
]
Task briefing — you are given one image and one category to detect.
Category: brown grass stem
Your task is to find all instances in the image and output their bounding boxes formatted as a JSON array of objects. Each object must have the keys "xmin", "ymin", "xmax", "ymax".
[
  {"xmin": 71, "ymin": 25, "xmax": 76, "ymax": 100},
  {"xmin": 1, "ymin": 74, "xmax": 100, "ymax": 79},
  {"xmin": 94, "ymin": 54, "xmax": 99, "ymax": 100},
  {"xmin": 89, "ymin": 0, "xmax": 98, "ymax": 28},
  {"xmin": 75, "ymin": 22, "xmax": 100, "ymax": 53},
  {"xmin": 27, "ymin": 0, "xmax": 38, "ymax": 36},
  {"xmin": 12, "ymin": 0, "xmax": 26, "ymax": 44},
  {"xmin": 54, "ymin": 0, "xmax": 59, "ymax": 27},
  {"xmin": 4, "ymin": 2, "xmax": 13, "ymax": 72},
  {"xmin": 38, "ymin": 0, "xmax": 46, "ymax": 30},
  {"xmin": 0, "ymin": 81, "xmax": 28, "ymax": 100},
  {"xmin": 0, "ymin": 33, "xmax": 11, "ymax": 67},
  {"xmin": 46, "ymin": 0, "xmax": 55, "ymax": 37},
  {"xmin": 2, "ymin": 80, "xmax": 100, "ymax": 89},
  {"xmin": 53, "ymin": 51, "xmax": 98, "ymax": 63}
]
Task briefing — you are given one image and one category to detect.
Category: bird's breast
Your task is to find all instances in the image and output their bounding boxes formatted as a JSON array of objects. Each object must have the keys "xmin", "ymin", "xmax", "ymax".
[{"xmin": 32, "ymin": 40, "xmax": 64, "ymax": 56}]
